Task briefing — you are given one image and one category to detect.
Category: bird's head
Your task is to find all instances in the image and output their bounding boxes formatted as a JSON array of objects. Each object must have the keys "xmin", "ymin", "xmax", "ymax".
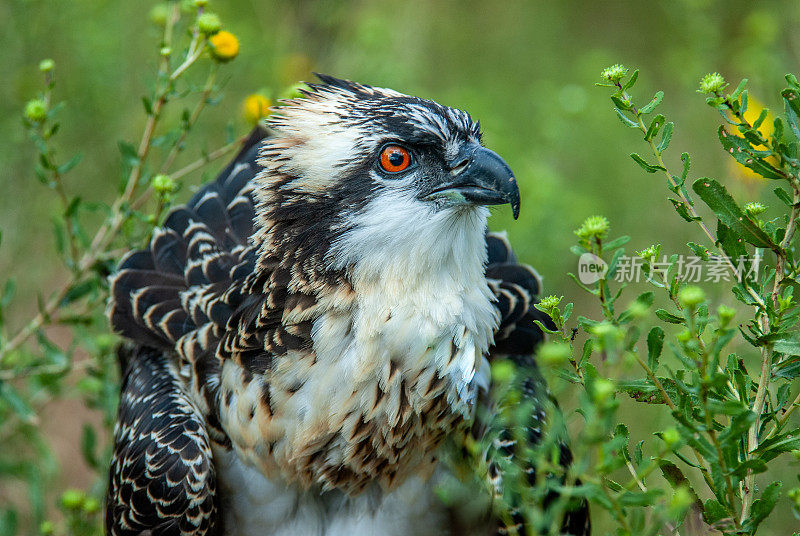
[{"xmin": 253, "ymin": 75, "xmax": 520, "ymax": 279}]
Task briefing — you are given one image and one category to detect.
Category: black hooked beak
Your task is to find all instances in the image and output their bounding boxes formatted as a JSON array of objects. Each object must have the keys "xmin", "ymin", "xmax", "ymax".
[{"xmin": 426, "ymin": 145, "xmax": 521, "ymax": 219}]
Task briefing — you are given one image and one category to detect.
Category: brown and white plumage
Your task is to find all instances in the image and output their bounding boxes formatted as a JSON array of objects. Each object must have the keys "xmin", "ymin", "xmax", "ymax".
[{"xmin": 106, "ymin": 76, "xmax": 588, "ymax": 535}]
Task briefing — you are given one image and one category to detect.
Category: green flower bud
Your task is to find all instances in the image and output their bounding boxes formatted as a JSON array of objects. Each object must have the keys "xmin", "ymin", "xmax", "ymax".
[
  {"xmin": 717, "ymin": 305, "xmax": 736, "ymax": 326},
  {"xmin": 591, "ymin": 322, "xmax": 623, "ymax": 340},
  {"xmin": 788, "ymin": 487, "xmax": 800, "ymax": 502},
  {"xmin": 82, "ymin": 497, "xmax": 100, "ymax": 514},
  {"xmin": 601, "ymin": 64, "xmax": 628, "ymax": 83},
  {"xmin": 661, "ymin": 427, "xmax": 681, "ymax": 447},
  {"xmin": 24, "ymin": 98, "xmax": 48, "ymax": 122},
  {"xmin": 592, "ymin": 378, "xmax": 615, "ymax": 403},
  {"xmin": 635, "ymin": 243, "xmax": 660, "ymax": 262},
  {"xmin": 60, "ymin": 489, "xmax": 85, "ymax": 510},
  {"xmin": 538, "ymin": 341, "xmax": 572, "ymax": 366},
  {"xmin": 77, "ymin": 376, "xmax": 103, "ymax": 396},
  {"xmin": 676, "ymin": 329, "xmax": 692, "ymax": 343},
  {"xmin": 197, "ymin": 12, "xmax": 222, "ymax": 35},
  {"xmin": 94, "ymin": 333, "xmax": 116, "ymax": 351},
  {"xmin": 678, "ymin": 285, "xmax": 705, "ymax": 309},
  {"xmin": 152, "ymin": 174, "xmax": 177, "ymax": 196},
  {"xmin": 791, "ymin": 449, "xmax": 800, "ymax": 461},
  {"xmin": 668, "ymin": 486, "xmax": 693, "ymax": 517},
  {"xmin": 39, "ymin": 59, "xmax": 55, "ymax": 73},
  {"xmin": 699, "ymin": 72, "xmax": 728, "ymax": 94},
  {"xmin": 743, "ymin": 201, "xmax": 767, "ymax": 217},
  {"xmin": 574, "ymin": 215, "xmax": 610, "ymax": 240},
  {"xmin": 626, "ymin": 300, "xmax": 649, "ymax": 319},
  {"xmin": 160, "ymin": 47, "xmax": 172, "ymax": 57},
  {"xmin": 149, "ymin": 4, "xmax": 170, "ymax": 26},
  {"xmin": 491, "ymin": 360, "xmax": 515, "ymax": 384},
  {"xmin": 39, "ymin": 521, "xmax": 55, "ymax": 536},
  {"xmin": 194, "ymin": 0, "xmax": 209, "ymax": 6},
  {"xmin": 538, "ymin": 295, "xmax": 562, "ymax": 311}
]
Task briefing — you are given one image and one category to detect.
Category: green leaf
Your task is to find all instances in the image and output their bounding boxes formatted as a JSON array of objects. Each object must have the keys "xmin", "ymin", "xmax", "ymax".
[
  {"xmin": 611, "ymin": 94, "xmax": 633, "ymax": 112},
  {"xmin": 615, "ymin": 108, "xmax": 638, "ymax": 128},
  {"xmin": 0, "ymin": 509, "xmax": 18, "ymax": 536},
  {"xmin": 644, "ymin": 113, "xmax": 665, "ymax": 141},
  {"xmin": 692, "ymin": 178, "xmax": 776, "ymax": 249},
  {"xmin": 703, "ymin": 499, "xmax": 728, "ymax": 525},
  {"xmin": 656, "ymin": 308, "xmax": 684, "ymax": 324},
  {"xmin": 730, "ymin": 78, "xmax": 749, "ymax": 100},
  {"xmin": 630, "ymin": 153, "xmax": 665, "ymax": 173},
  {"xmin": 647, "ymin": 326, "xmax": 664, "ymax": 370},
  {"xmin": 774, "ymin": 337, "xmax": 800, "ymax": 356},
  {"xmin": 670, "ymin": 199, "xmax": 700, "ymax": 222},
  {"xmin": 64, "ymin": 196, "xmax": 81, "ymax": 219},
  {"xmin": 562, "ymin": 302, "xmax": 573, "ymax": 322},
  {"xmin": 81, "ymin": 424, "xmax": 98, "ymax": 469},
  {"xmin": 679, "ymin": 152, "xmax": 691, "ymax": 183},
  {"xmin": 614, "ymin": 423, "xmax": 631, "ymax": 462},
  {"xmin": 640, "ymin": 91, "xmax": 664, "ymax": 115},
  {"xmin": 718, "ymin": 126, "xmax": 785, "ymax": 180},
  {"xmin": 719, "ymin": 410, "xmax": 755, "ymax": 443},
  {"xmin": 775, "ymin": 186, "xmax": 793, "ymax": 206},
  {"xmin": 622, "ymin": 69, "xmax": 639, "ymax": 91},
  {"xmin": 716, "ymin": 221, "xmax": 748, "ymax": 263},
  {"xmin": 634, "ymin": 440, "xmax": 643, "ymax": 466},
  {"xmin": 747, "ymin": 481, "xmax": 782, "ymax": 531},
  {"xmin": 0, "ymin": 383, "xmax": 36, "ymax": 423},
  {"xmin": 118, "ymin": 140, "xmax": 140, "ymax": 166},
  {"xmin": 604, "ymin": 235, "xmax": 631, "ymax": 249},
  {"xmin": 727, "ymin": 458, "xmax": 767, "ymax": 479},
  {"xmin": 753, "ymin": 428, "xmax": 800, "ymax": 461},
  {"xmin": 783, "ymin": 88, "xmax": 800, "ymax": 140},
  {"xmin": 59, "ymin": 278, "xmax": 97, "ymax": 306},
  {"xmin": 686, "ymin": 242, "xmax": 709, "ymax": 260},
  {"xmin": 56, "ymin": 153, "xmax": 82, "ymax": 174},
  {"xmin": 752, "ymin": 107, "xmax": 769, "ymax": 130},
  {"xmin": 657, "ymin": 121, "xmax": 674, "ymax": 152},
  {"xmin": 619, "ymin": 489, "xmax": 663, "ymax": 506}
]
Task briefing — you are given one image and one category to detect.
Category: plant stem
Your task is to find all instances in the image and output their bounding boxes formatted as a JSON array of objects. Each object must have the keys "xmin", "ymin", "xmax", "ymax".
[
  {"xmin": 763, "ymin": 388, "xmax": 800, "ymax": 440},
  {"xmin": 159, "ymin": 65, "xmax": 218, "ymax": 175},
  {"xmin": 741, "ymin": 177, "xmax": 800, "ymax": 523},
  {"xmin": 0, "ymin": 8, "xmax": 186, "ymax": 366}
]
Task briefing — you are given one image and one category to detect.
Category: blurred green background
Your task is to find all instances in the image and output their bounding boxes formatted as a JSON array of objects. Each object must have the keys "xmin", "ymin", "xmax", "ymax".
[{"xmin": 2, "ymin": 0, "xmax": 800, "ymax": 533}]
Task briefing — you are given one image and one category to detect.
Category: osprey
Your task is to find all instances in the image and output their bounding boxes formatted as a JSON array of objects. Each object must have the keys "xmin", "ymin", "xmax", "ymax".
[{"xmin": 106, "ymin": 76, "xmax": 589, "ymax": 535}]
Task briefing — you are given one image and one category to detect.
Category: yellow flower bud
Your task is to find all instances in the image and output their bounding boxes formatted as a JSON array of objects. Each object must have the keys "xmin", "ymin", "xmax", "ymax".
[
  {"xmin": 209, "ymin": 31, "xmax": 239, "ymax": 62},
  {"xmin": 243, "ymin": 94, "xmax": 272, "ymax": 124}
]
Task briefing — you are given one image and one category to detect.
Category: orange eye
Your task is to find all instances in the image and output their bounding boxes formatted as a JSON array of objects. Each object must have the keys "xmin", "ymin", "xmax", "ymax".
[{"xmin": 379, "ymin": 145, "xmax": 412, "ymax": 173}]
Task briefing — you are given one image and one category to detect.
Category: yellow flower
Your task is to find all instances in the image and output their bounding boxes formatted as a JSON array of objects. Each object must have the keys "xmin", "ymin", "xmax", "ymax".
[
  {"xmin": 209, "ymin": 31, "xmax": 239, "ymax": 62},
  {"xmin": 243, "ymin": 94, "xmax": 272, "ymax": 124}
]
